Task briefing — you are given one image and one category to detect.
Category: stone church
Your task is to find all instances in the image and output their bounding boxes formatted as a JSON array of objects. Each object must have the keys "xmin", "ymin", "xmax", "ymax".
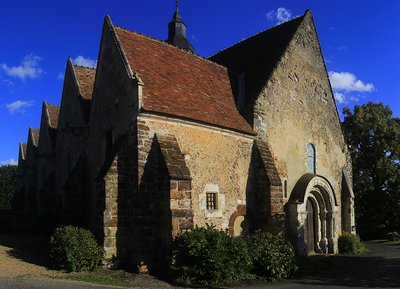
[{"xmin": 16, "ymin": 6, "xmax": 355, "ymax": 271}]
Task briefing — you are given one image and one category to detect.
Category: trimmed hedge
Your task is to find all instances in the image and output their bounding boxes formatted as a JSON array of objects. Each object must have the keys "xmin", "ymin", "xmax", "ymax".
[
  {"xmin": 246, "ymin": 231, "xmax": 298, "ymax": 280},
  {"xmin": 338, "ymin": 232, "xmax": 364, "ymax": 255},
  {"xmin": 50, "ymin": 226, "xmax": 104, "ymax": 272},
  {"xmin": 172, "ymin": 225, "xmax": 252, "ymax": 286}
]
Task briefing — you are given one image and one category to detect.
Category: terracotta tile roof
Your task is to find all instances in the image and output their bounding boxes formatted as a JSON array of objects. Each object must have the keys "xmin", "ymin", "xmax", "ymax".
[
  {"xmin": 47, "ymin": 104, "xmax": 60, "ymax": 129},
  {"xmin": 73, "ymin": 65, "xmax": 96, "ymax": 100},
  {"xmin": 20, "ymin": 143, "xmax": 27, "ymax": 160},
  {"xmin": 31, "ymin": 128, "xmax": 40, "ymax": 147},
  {"xmin": 114, "ymin": 27, "xmax": 255, "ymax": 135}
]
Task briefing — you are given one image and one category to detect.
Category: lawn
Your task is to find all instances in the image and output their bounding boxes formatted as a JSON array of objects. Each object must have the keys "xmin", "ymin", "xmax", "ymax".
[{"xmin": 369, "ymin": 239, "xmax": 400, "ymax": 246}]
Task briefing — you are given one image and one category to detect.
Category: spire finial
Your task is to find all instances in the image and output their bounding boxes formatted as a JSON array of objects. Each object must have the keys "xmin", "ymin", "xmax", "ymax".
[{"xmin": 176, "ymin": 0, "xmax": 179, "ymax": 11}]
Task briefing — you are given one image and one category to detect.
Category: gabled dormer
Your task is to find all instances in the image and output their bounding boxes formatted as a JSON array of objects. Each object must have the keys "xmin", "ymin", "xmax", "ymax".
[
  {"xmin": 55, "ymin": 58, "xmax": 96, "ymax": 193},
  {"xmin": 37, "ymin": 101, "xmax": 60, "ymax": 193},
  {"xmin": 38, "ymin": 101, "xmax": 60, "ymax": 158},
  {"xmin": 25, "ymin": 127, "xmax": 40, "ymax": 170}
]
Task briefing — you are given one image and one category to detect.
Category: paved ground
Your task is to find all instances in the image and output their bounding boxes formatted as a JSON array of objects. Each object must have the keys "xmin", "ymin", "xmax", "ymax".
[
  {"xmin": 1, "ymin": 234, "xmax": 399, "ymax": 289},
  {"xmin": 232, "ymin": 242, "xmax": 400, "ymax": 289}
]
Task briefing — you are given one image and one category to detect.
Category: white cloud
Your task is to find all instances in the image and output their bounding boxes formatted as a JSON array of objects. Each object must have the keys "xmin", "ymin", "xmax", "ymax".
[
  {"xmin": 1, "ymin": 159, "xmax": 18, "ymax": 166},
  {"xmin": 1, "ymin": 54, "xmax": 43, "ymax": 80},
  {"xmin": 266, "ymin": 7, "xmax": 293, "ymax": 24},
  {"xmin": 334, "ymin": 92, "xmax": 346, "ymax": 104},
  {"xmin": 329, "ymin": 71, "xmax": 375, "ymax": 92},
  {"xmin": 266, "ymin": 10, "xmax": 275, "ymax": 22},
  {"xmin": 6, "ymin": 100, "xmax": 35, "ymax": 114},
  {"xmin": 276, "ymin": 7, "xmax": 292, "ymax": 23},
  {"xmin": 72, "ymin": 56, "xmax": 97, "ymax": 68}
]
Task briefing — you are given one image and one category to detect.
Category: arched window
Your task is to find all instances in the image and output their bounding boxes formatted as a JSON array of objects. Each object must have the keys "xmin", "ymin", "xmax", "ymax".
[{"xmin": 307, "ymin": 143, "xmax": 316, "ymax": 174}]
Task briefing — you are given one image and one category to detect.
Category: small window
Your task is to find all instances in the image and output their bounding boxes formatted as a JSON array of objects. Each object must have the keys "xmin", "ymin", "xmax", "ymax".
[
  {"xmin": 307, "ymin": 143, "xmax": 316, "ymax": 174},
  {"xmin": 206, "ymin": 192, "xmax": 218, "ymax": 210}
]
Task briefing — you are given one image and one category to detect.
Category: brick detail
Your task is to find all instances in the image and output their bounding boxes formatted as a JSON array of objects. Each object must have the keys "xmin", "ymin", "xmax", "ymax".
[
  {"xmin": 254, "ymin": 140, "xmax": 285, "ymax": 233},
  {"xmin": 228, "ymin": 205, "xmax": 247, "ymax": 236},
  {"xmin": 255, "ymin": 140, "xmax": 281, "ymax": 186},
  {"xmin": 134, "ymin": 125, "xmax": 193, "ymax": 273}
]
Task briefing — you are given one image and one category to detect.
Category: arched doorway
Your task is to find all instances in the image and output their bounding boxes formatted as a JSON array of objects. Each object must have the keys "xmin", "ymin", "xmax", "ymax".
[
  {"xmin": 287, "ymin": 174, "xmax": 339, "ymax": 255},
  {"xmin": 305, "ymin": 198, "xmax": 317, "ymax": 253}
]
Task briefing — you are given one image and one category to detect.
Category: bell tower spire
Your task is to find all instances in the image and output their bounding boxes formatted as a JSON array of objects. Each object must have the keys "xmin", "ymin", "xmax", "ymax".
[{"xmin": 166, "ymin": 1, "xmax": 196, "ymax": 53}]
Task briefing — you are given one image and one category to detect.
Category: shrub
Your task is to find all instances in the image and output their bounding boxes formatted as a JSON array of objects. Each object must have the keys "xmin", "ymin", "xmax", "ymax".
[
  {"xmin": 338, "ymin": 232, "xmax": 364, "ymax": 255},
  {"xmin": 50, "ymin": 226, "xmax": 104, "ymax": 272},
  {"xmin": 172, "ymin": 224, "xmax": 252, "ymax": 286},
  {"xmin": 387, "ymin": 231, "xmax": 400, "ymax": 241},
  {"xmin": 246, "ymin": 231, "xmax": 298, "ymax": 280}
]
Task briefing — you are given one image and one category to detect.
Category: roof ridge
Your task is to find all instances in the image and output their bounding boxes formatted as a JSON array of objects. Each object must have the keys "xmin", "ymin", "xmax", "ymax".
[
  {"xmin": 73, "ymin": 64, "xmax": 96, "ymax": 70},
  {"xmin": 114, "ymin": 26, "xmax": 229, "ymax": 71},
  {"xmin": 210, "ymin": 14, "xmax": 305, "ymax": 58}
]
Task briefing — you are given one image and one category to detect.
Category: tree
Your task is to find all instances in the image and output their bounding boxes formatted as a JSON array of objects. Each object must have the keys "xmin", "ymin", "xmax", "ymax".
[
  {"xmin": 342, "ymin": 102, "xmax": 400, "ymax": 238},
  {"xmin": 0, "ymin": 165, "xmax": 17, "ymax": 210}
]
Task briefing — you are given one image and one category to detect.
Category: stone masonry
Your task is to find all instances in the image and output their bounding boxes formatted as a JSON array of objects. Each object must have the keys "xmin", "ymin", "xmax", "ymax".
[{"xmin": 16, "ymin": 8, "xmax": 356, "ymax": 273}]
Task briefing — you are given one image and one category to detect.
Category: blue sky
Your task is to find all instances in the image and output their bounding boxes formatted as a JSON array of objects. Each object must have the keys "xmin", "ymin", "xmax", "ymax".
[{"xmin": 1, "ymin": 0, "xmax": 399, "ymax": 165}]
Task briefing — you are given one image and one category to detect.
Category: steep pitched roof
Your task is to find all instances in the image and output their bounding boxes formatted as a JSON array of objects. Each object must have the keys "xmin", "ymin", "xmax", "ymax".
[
  {"xmin": 31, "ymin": 128, "xmax": 40, "ymax": 147},
  {"xmin": 47, "ymin": 104, "xmax": 60, "ymax": 129},
  {"xmin": 210, "ymin": 13, "xmax": 305, "ymax": 84},
  {"xmin": 114, "ymin": 26, "xmax": 255, "ymax": 135},
  {"xmin": 73, "ymin": 65, "xmax": 96, "ymax": 100}
]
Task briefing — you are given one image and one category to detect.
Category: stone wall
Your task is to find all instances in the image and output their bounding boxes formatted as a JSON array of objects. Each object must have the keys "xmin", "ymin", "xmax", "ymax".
[
  {"xmin": 137, "ymin": 114, "xmax": 254, "ymax": 233},
  {"xmin": 252, "ymin": 13, "xmax": 352, "ymax": 231}
]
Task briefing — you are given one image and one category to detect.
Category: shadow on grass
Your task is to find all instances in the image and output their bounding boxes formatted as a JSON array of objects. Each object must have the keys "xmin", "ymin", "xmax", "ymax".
[
  {"xmin": 294, "ymin": 254, "xmax": 400, "ymax": 288},
  {"xmin": 0, "ymin": 233, "xmax": 51, "ymax": 268}
]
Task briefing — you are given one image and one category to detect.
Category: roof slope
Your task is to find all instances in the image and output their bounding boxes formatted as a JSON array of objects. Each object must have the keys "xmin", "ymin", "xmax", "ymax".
[
  {"xmin": 20, "ymin": 143, "xmax": 27, "ymax": 160},
  {"xmin": 31, "ymin": 128, "xmax": 40, "ymax": 147},
  {"xmin": 114, "ymin": 27, "xmax": 254, "ymax": 135},
  {"xmin": 73, "ymin": 65, "xmax": 96, "ymax": 100},
  {"xmin": 209, "ymin": 13, "xmax": 305, "ymax": 88},
  {"xmin": 47, "ymin": 104, "xmax": 60, "ymax": 129}
]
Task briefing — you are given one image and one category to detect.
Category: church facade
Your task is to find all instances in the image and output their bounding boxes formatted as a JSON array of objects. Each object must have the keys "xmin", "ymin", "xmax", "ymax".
[{"xmin": 16, "ymin": 7, "xmax": 355, "ymax": 271}]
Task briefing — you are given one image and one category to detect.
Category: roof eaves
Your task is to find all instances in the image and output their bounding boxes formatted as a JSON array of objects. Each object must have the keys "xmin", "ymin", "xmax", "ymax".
[{"xmin": 140, "ymin": 108, "xmax": 256, "ymax": 136}]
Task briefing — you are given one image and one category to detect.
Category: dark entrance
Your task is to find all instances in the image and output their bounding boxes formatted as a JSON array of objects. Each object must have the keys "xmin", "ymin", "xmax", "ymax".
[{"xmin": 305, "ymin": 198, "xmax": 316, "ymax": 254}]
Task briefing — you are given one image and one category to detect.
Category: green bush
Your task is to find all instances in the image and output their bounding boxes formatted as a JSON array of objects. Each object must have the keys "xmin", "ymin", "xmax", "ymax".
[
  {"xmin": 172, "ymin": 225, "xmax": 252, "ymax": 286},
  {"xmin": 246, "ymin": 231, "xmax": 298, "ymax": 280},
  {"xmin": 387, "ymin": 231, "xmax": 400, "ymax": 241},
  {"xmin": 50, "ymin": 226, "xmax": 104, "ymax": 272},
  {"xmin": 338, "ymin": 232, "xmax": 364, "ymax": 255}
]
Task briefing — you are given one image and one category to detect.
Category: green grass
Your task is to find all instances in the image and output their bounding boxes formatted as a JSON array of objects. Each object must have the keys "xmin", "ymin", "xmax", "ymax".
[
  {"xmin": 359, "ymin": 244, "xmax": 370, "ymax": 254},
  {"xmin": 385, "ymin": 240, "xmax": 400, "ymax": 245},
  {"xmin": 369, "ymin": 239, "xmax": 387, "ymax": 244},
  {"xmin": 369, "ymin": 239, "xmax": 400, "ymax": 246},
  {"xmin": 54, "ymin": 267, "xmax": 134, "ymax": 287}
]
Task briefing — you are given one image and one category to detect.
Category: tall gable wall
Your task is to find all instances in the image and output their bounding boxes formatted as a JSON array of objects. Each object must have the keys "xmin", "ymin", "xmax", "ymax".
[{"xmin": 253, "ymin": 12, "xmax": 351, "ymax": 215}]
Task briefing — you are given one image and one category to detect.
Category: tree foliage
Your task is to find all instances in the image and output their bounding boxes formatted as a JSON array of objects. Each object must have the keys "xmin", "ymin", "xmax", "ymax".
[
  {"xmin": 0, "ymin": 165, "xmax": 17, "ymax": 210},
  {"xmin": 342, "ymin": 102, "xmax": 400, "ymax": 238}
]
